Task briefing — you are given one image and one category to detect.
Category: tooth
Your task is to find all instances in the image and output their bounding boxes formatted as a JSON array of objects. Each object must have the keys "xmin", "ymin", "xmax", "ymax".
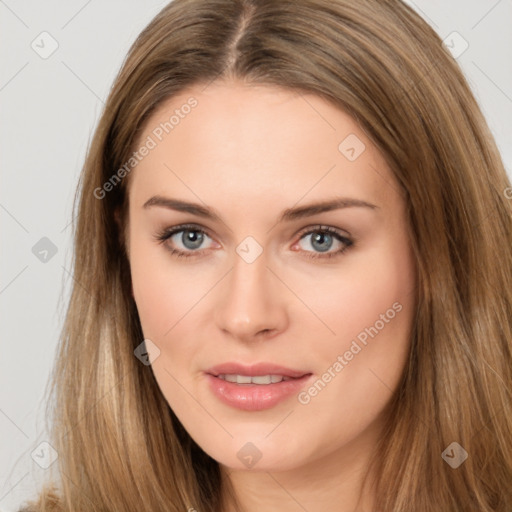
[
  {"xmin": 219, "ymin": 374, "xmax": 290, "ymax": 384},
  {"xmin": 252, "ymin": 375, "xmax": 272, "ymax": 384}
]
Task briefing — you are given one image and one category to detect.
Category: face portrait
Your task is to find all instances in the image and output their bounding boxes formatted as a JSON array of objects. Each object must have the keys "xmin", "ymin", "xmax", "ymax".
[
  {"xmin": 8, "ymin": 0, "xmax": 512, "ymax": 508},
  {"xmin": 125, "ymin": 79, "xmax": 418, "ymax": 484}
]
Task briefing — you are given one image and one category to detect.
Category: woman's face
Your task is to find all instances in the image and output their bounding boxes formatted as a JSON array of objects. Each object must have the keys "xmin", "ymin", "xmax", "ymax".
[{"xmin": 126, "ymin": 80, "xmax": 417, "ymax": 473}]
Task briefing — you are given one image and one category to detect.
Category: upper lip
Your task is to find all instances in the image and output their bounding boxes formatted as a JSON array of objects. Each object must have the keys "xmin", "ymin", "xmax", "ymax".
[{"xmin": 206, "ymin": 362, "xmax": 310, "ymax": 379}]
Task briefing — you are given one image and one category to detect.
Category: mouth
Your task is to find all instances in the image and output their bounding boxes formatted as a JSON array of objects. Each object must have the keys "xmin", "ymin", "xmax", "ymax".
[
  {"xmin": 204, "ymin": 362, "xmax": 313, "ymax": 411},
  {"xmin": 215, "ymin": 374, "xmax": 296, "ymax": 384}
]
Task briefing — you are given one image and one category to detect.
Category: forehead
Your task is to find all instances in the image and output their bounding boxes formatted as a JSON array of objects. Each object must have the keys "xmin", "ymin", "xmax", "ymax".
[{"xmin": 128, "ymin": 80, "xmax": 400, "ymax": 213}]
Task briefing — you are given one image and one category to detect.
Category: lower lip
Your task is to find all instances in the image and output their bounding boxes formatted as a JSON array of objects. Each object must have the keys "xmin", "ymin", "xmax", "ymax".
[{"xmin": 205, "ymin": 373, "xmax": 312, "ymax": 411}]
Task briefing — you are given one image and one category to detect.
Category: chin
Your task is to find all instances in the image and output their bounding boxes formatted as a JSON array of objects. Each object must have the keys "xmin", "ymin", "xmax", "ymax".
[{"xmin": 195, "ymin": 429, "xmax": 310, "ymax": 472}]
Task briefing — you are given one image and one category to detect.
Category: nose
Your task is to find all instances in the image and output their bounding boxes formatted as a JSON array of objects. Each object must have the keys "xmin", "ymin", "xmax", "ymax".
[{"xmin": 213, "ymin": 248, "xmax": 289, "ymax": 342}]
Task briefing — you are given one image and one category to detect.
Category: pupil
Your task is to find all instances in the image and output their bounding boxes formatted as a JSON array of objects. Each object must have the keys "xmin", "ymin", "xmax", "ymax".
[{"xmin": 312, "ymin": 232, "xmax": 332, "ymax": 252}]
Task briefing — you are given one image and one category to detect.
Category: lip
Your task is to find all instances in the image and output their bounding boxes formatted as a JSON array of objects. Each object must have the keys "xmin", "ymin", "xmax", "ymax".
[
  {"xmin": 206, "ymin": 362, "xmax": 309, "ymax": 379},
  {"xmin": 205, "ymin": 362, "xmax": 313, "ymax": 411}
]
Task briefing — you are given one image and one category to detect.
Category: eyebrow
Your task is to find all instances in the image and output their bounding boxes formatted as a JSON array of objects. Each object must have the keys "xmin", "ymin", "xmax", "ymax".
[{"xmin": 142, "ymin": 195, "xmax": 378, "ymax": 222}]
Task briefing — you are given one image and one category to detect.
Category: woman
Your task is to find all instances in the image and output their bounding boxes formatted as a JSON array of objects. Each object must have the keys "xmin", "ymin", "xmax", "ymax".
[{"xmin": 20, "ymin": 0, "xmax": 512, "ymax": 510}]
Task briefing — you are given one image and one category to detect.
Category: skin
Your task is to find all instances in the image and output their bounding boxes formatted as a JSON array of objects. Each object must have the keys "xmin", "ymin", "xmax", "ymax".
[{"xmin": 124, "ymin": 79, "xmax": 417, "ymax": 512}]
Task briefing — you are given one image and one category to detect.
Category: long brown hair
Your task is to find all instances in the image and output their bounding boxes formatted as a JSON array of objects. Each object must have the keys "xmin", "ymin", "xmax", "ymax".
[{"xmin": 20, "ymin": 0, "xmax": 512, "ymax": 510}]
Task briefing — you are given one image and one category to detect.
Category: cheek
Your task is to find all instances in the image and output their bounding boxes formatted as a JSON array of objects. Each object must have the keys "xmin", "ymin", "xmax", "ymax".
[
  {"xmin": 130, "ymin": 240, "xmax": 204, "ymax": 408},
  {"xmin": 296, "ymin": 249, "xmax": 414, "ymax": 348},
  {"xmin": 293, "ymin": 241, "xmax": 416, "ymax": 404},
  {"xmin": 129, "ymin": 233, "xmax": 218, "ymax": 408},
  {"xmin": 287, "ymin": 257, "xmax": 415, "ymax": 456},
  {"xmin": 130, "ymin": 232, "xmax": 209, "ymax": 341}
]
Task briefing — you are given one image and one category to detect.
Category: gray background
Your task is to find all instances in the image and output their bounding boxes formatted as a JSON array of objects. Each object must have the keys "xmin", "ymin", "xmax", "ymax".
[{"xmin": 1, "ymin": 1, "xmax": 511, "ymax": 510}]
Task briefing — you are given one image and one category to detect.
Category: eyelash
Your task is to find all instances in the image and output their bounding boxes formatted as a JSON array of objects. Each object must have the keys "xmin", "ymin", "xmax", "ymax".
[{"xmin": 153, "ymin": 223, "xmax": 354, "ymax": 260}]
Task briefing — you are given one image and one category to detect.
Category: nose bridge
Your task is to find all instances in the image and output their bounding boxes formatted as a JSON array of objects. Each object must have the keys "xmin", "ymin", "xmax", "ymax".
[
  {"xmin": 230, "ymin": 247, "xmax": 269, "ymax": 302},
  {"xmin": 214, "ymin": 244, "xmax": 287, "ymax": 339}
]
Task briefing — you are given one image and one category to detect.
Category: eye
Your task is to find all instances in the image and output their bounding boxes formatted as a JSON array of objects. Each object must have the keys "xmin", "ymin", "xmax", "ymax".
[
  {"xmin": 154, "ymin": 224, "xmax": 217, "ymax": 259},
  {"xmin": 154, "ymin": 223, "xmax": 354, "ymax": 260},
  {"xmin": 293, "ymin": 225, "xmax": 353, "ymax": 260}
]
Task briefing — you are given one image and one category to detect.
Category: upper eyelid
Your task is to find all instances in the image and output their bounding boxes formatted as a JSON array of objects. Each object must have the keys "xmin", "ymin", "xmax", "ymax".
[{"xmin": 295, "ymin": 224, "xmax": 351, "ymax": 239}]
